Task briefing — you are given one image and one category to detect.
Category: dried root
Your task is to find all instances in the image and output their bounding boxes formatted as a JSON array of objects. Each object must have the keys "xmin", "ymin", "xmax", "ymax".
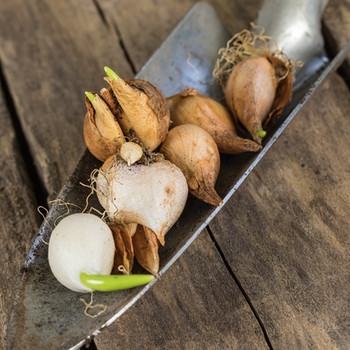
[
  {"xmin": 80, "ymin": 292, "xmax": 107, "ymax": 318},
  {"xmin": 213, "ymin": 24, "xmax": 275, "ymax": 88}
]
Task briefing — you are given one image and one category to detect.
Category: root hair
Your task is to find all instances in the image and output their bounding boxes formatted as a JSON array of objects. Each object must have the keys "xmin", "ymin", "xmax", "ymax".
[
  {"xmin": 80, "ymin": 292, "xmax": 107, "ymax": 318},
  {"xmin": 213, "ymin": 24, "xmax": 283, "ymax": 88}
]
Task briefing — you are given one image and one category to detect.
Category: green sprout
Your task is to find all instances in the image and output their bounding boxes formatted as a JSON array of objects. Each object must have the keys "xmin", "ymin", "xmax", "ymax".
[
  {"xmin": 258, "ymin": 128, "xmax": 267, "ymax": 139},
  {"xmin": 85, "ymin": 91, "xmax": 96, "ymax": 103},
  {"xmin": 104, "ymin": 66, "xmax": 120, "ymax": 80},
  {"xmin": 80, "ymin": 272, "xmax": 154, "ymax": 292}
]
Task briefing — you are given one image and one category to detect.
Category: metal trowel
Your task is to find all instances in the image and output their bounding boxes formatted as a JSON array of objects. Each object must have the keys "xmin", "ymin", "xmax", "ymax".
[{"xmin": 7, "ymin": 1, "xmax": 350, "ymax": 349}]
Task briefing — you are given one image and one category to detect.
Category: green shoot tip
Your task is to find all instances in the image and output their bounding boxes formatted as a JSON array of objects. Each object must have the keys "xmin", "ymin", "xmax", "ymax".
[
  {"xmin": 80, "ymin": 272, "xmax": 154, "ymax": 292},
  {"xmin": 104, "ymin": 66, "xmax": 120, "ymax": 80},
  {"xmin": 85, "ymin": 91, "xmax": 96, "ymax": 103},
  {"xmin": 258, "ymin": 129, "xmax": 267, "ymax": 139}
]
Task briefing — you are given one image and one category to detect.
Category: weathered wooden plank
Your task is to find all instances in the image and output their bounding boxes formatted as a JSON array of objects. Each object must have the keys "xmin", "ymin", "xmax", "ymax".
[
  {"xmin": 0, "ymin": 1, "xmax": 134, "ymax": 347},
  {"xmin": 0, "ymin": 84, "xmax": 39, "ymax": 349},
  {"xmin": 0, "ymin": 1, "xmax": 348, "ymax": 349},
  {"xmin": 211, "ymin": 73, "xmax": 350, "ymax": 349},
  {"xmin": 0, "ymin": 1, "xmax": 134, "ymax": 346},
  {"xmin": 97, "ymin": 0, "xmax": 262, "ymax": 74},
  {"xmin": 324, "ymin": 0, "xmax": 350, "ymax": 50},
  {"xmin": 324, "ymin": 0, "xmax": 350, "ymax": 83},
  {"xmin": 96, "ymin": 231, "xmax": 269, "ymax": 350},
  {"xmin": 0, "ymin": 0, "xmax": 133, "ymax": 197}
]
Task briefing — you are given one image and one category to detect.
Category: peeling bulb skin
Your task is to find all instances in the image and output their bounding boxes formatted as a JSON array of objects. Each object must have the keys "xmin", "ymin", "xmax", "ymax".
[
  {"xmin": 108, "ymin": 222, "xmax": 136, "ymax": 275},
  {"xmin": 132, "ymin": 225, "xmax": 160, "ymax": 277},
  {"xmin": 83, "ymin": 94, "xmax": 125, "ymax": 161},
  {"xmin": 104, "ymin": 69, "xmax": 171, "ymax": 151}
]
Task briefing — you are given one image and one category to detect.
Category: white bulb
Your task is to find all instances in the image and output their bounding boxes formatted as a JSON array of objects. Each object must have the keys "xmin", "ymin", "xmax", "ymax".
[{"xmin": 48, "ymin": 213, "xmax": 115, "ymax": 292}]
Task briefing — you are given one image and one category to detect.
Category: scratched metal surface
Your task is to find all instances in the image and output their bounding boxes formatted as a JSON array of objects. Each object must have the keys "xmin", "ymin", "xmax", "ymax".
[{"xmin": 7, "ymin": 2, "xmax": 349, "ymax": 349}]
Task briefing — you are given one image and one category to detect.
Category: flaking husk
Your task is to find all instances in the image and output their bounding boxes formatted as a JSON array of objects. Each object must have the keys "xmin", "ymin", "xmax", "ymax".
[
  {"xmin": 104, "ymin": 77, "xmax": 171, "ymax": 151},
  {"xmin": 108, "ymin": 222, "xmax": 136, "ymax": 274},
  {"xmin": 132, "ymin": 225, "xmax": 160, "ymax": 277},
  {"xmin": 83, "ymin": 95, "xmax": 125, "ymax": 161}
]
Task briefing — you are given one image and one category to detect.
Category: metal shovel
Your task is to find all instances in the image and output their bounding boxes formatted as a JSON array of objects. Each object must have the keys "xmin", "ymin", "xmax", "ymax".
[{"xmin": 7, "ymin": 1, "xmax": 350, "ymax": 349}]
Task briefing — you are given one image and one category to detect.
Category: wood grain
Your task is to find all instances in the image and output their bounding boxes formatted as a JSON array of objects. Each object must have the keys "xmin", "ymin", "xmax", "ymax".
[
  {"xmin": 325, "ymin": 0, "xmax": 350, "ymax": 51},
  {"xmin": 0, "ymin": 0, "xmax": 133, "ymax": 197},
  {"xmin": 96, "ymin": 231, "xmax": 269, "ymax": 350},
  {"xmin": 324, "ymin": 0, "xmax": 350, "ymax": 85},
  {"xmin": 98, "ymin": 0, "xmax": 262, "ymax": 73},
  {"xmin": 0, "ymin": 82, "xmax": 39, "ymax": 350},
  {"xmin": 0, "ymin": 0, "xmax": 349, "ymax": 349},
  {"xmin": 211, "ymin": 73, "xmax": 350, "ymax": 349}
]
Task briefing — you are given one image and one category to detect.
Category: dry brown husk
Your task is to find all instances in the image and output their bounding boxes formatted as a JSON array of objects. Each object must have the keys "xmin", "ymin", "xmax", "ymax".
[
  {"xmin": 264, "ymin": 55, "xmax": 295, "ymax": 129},
  {"xmin": 83, "ymin": 95, "xmax": 125, "ymax": 161},
  {"xmin": 104, "ymin": 77, "xmax": 171, "ymax": 151},
  {"xmin": 132, "ymin": 225, "xmax": 160, "ymax": 277},
  {"xmin": 213, "ymin": 26, "xmax": 296, "ymax": 144},
  {"xmin": 167, "ymin": 88, "xmax": 261, "ymax": 154},
  {"xmin": 108, "ymin": 222, "xmax": 137, "ymax": 274},
  {"xmin": 160, "ymin": 124, "xmax": 222, "ymax": 206}
]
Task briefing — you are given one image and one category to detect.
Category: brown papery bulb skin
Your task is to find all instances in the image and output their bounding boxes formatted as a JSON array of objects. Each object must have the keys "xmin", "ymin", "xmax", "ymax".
[
  {"xmin": 160, "ymin": 124, "xmax": 222, "ymax": 207},
  {"xmin": 225, "ymin": 56, "xmax": 277, "ymax": 144},
  {"xmin": 167, "ymin": 88, "xmax": 261, "ymax": 154},
  {"xmin": 83, "ymin": 96, "xmax": 125, "ymax": 161},
  {"xmin": 105, "ymin": 77, "xmax": 170, "ymax": 152},
  {"xmin": 263, "ymin": 54, "xmax": 294, "ymax": 129},
  {"xmin": 132, "ymin": 225, "xmax": 160, "ymax": 277},
  {"xmin": 108, "ymin": 222, "xmax": 136, "ymax": 275}
]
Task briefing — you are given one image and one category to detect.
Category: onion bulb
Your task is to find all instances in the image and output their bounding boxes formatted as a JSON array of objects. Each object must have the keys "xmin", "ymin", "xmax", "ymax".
[
  {"xmin": 160, "ymin": 124, "xmax": 222, "ymax": 206},
  {"xmin": 48, "ymin": 213, "xmax": 115, "ymax": 293},
  {"xmin": 167, "ymin": 88, "xmax": 261, "ymax": 154},
  {"xmin": 96, "ymin": 151, "xmax": 188, "ymax": 245},
  {"xmin": 104, "ymin": 67, "xmax": 170, "ymax": 151}
]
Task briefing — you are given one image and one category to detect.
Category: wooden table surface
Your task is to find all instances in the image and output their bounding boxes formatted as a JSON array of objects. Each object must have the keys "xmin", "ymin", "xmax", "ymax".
[{"xmin": 1, "ymin": 1, "xmax": 350, "ymax": 349}]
